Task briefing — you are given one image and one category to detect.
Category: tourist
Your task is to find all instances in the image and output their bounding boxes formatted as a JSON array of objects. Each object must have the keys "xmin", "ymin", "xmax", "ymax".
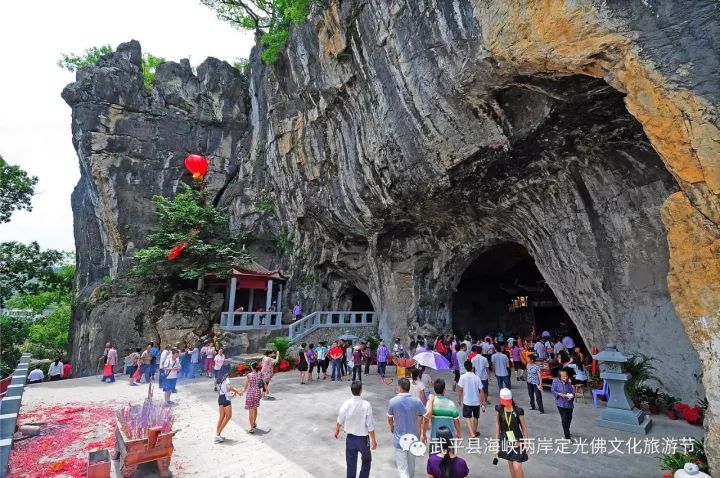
[
  {"xmin": 495, "ymin": 388, "xmax": 529, "ymax": 478},
  {"xmin": 376, "ymin": 340, "xmax": 389, "ymax": 377},
  {"xmin": 306, "ymin": 343, "xmax": 317, "ymax": 382},
  {"xmin": 298, "ymin": 342, "xmax": 309, "ymax": 384},
  {"xmin": 393, "ymin": 337, "xmax": 404, "ymax": 359},
  {"xmin": 213, "ymin": 348, "xmax": 226, "ymax": 389},
  {"xmin": 409, "ymin": 368, "xmax": 427, "ymax": 404},
  {"xmin": 159, "ymin": 345, "xmax": 172, "ymax": 387},
  {"xmin": 450, "ymin": 343, "xmax": 460, "ymax": 392},
  {"xmin": 551, "ymin": 369, "xmax": 575, "ymax": 439},
  {"xmin": 140, "ymin": 343, "xmax": 153, "ymax": 383},
  {"xmin": 179, "ymin": 345, "xmax": 190, "ymax": 379},
  {"xmin": 205, "ymin": 341, "xmax": 216, "ymax": 378},
  {"xmin": 293, "ymin": 302, "xmax": 302, "ymax": 321},
  {"xmin": 150, "ymin": 341, "xmax": 160, "ymax": 380},
  {"xmin": 27, "ymin": 367, "xmax": 44, "ymax": 384},
  {"xmin": 388, "ymin": 377, "xmax": 427, "ymax": 478},
  {"xmin": 454, "ymin": 343, "xmax": 468, "ymax": 394},
  {"xmin": 316, "ymin": 341, "xmax": 329, "ymax": 379},
  {"xmin": 189, "ymin": 342, "xmax": 199, "ymax": 378},
  {"xmin": 48, "ymin": 358, "xmax": 63, "ymax": 381},
  {"xmin": 562, "ymin": 334, "xmax": 575, "ymax": 350},
  {"xmin": 352, "ymin": 345, "xmax": 363, "ymax": 382},
  {"xmin": 237, "ymin": 362, "xmax": 264, "ymax": 433},
  {"xmin": 214, "ymin": 371, "xmax": 242, "ymax": 443},
  {"xmin": 423, "ymin": 378, "xmax": 462, "ymax": 440},
  {"xmin": 457, "ymin": 360, "xmax": 483, "ymax": 438},
  {"xmin": 491, "ymin": 346, "xmax": 511, "ymax": 391},
  {"xmin": 419, "ymin": 366, "xmax": 433, "ymax": 398},
  {"xmin": 533, "ymin": 338, "xmax": 547, "ymax": 361},
  {"xmin": 329, "ymin": 341, "xmax": 344, "ymax": 381},
  {"xmin": 363, "ymin": 343, "xmax": 372, "ymax": 376},
  {"xmin": 200, "ymin": 342, "xmax": 208, "ymax": 376},
  {"xmin": 261, "ymin": 350, "xmax": 277, "ymax": 398},
  {"xmin": 344, "ymin": 341, "xmax": 353, "ymax": 377},
  {"xmin": 568, "ymin": 359, "xmax": 588, "ymax": 398},
  {"xmin": 426, "ymin": 425, "xmax": 470, "ymax": 478},
  {"xmin": 162, "ymin": 349, "xmax": 181, "ymax": 406},
  {"xmin": 471, "ymin": 346, "xmax": 490, "ymax": 409},
  {"xmin": 334, "ymin": 381, "xmax": 377, "ymax": 478},
  {"xmin": 101, "ymin": 343, "xmax": 117, "ymax": 383},
  {"xmin": 512, "ymin": 342, "xmax": 524, "ymax": 382},
  {"xmin": 553, "ymin": 336, "xmax": 567, "ymax": 358},
  {"xmin": 62, "ymin": 361, "xmax": 72, "ymax": 379},
  {"xmin": 525, "ymin": 354, "xmax": 544, "ymax": 413},
  {"xmin": 127, "ymin": 348, "xmax": 141, "ymax": 385}
]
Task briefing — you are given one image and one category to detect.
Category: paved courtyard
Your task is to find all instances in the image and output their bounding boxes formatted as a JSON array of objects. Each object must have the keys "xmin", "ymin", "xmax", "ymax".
[{"xmin": 18, "ymin": 367, "xmax": 703, "ymax": 477}]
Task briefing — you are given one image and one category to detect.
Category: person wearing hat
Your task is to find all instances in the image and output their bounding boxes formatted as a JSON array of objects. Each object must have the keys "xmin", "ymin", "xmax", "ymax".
[{"xmin": 495, "ymin": 388, "xmax": 528, "ymax": 477}]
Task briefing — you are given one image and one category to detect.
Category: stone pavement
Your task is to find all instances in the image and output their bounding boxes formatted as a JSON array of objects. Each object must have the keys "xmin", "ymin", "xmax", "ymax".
[
  {"xmin": 18, "ymin": 368, "xmax": 703, "ymax": 477},
  {"xmin": 188, "ymin": 367, "xmax": 703, "ymax": 478}
]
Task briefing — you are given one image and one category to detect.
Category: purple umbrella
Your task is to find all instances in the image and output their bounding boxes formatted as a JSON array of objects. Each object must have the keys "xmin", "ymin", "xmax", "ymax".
[{"xmin": 412, "ymin": 351, "xmax": 451, "ymax": 370}]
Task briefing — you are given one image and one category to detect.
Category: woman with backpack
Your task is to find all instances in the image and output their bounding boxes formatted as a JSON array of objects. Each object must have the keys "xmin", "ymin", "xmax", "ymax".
[
  {"xmin": 298, "ymin": 342, "xmax": 309, "ymax": 384},
  {"xmin": 237, "ymin": 362, "xmax": 265, "ymax": 433},
  {"xmin": 306, "ymin": 344, "xmax": 317, "ymax": 382},
  {"xmin": 214, "ymin": 372, "xmax": 243, "ymax": 443},
  {"xmin": 495, "ymin": 388, "xmax": 529, "ymax": 478}
]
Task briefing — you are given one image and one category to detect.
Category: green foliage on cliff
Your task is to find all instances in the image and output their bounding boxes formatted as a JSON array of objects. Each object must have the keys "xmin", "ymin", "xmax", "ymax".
[
  {"xmin": 131, "ymin": 184, "xmax": 253, "ymax": 280},
  {"xmin": 202, "ymin": 0, "xmax": 315, "ymax": 63},
  {"xmin": 58, "ymin": 46, "xmax": 165, "ymax": 88},
  {"xmin": 0, "ymin": 155, "xmax": 38, "ymax": 224},
  {"xmin": 57, "ymin": 45, "xmax": 113, "ymax": 72}
]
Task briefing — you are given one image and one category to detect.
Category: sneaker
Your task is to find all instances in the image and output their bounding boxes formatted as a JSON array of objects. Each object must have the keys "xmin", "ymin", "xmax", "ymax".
[
  {"xmin": 481, "ymin": 405, "xmax": 486, "ymax": 413},
  {"xmin": 214, "ymin": 435, "xmax": 225, "ymax": 443},
  {"xmin": 165, "ymin": 400, "xmax": 177, "ymax": 406}
]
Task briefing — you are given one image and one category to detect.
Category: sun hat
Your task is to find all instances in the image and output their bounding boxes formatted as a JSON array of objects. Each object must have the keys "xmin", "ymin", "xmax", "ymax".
[{"xmin": 499, "ymin": 388, "xmax": 513, "ymax": 406}]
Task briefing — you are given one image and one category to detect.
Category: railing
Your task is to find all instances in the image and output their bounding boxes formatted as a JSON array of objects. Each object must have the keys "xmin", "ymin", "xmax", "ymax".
[
  {"xmin": 288, "ymin": 311, "xmax": 377, "ymax": 342},
  {"xmin": 219, "ymin": 312, "xmax": 283, "ymax": 331},
  {"xmin": 1, "ymin": 353, "xmax": 30, "ymax": 478}
]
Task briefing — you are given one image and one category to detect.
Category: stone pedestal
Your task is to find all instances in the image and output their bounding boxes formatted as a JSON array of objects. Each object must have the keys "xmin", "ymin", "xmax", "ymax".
[{"xmin": 594, "ymin": 344, "xmax": 652, "ymax": 434}]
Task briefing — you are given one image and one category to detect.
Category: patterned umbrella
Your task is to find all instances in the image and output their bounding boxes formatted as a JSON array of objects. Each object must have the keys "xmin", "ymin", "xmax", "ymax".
[{"xmin": 412, "ymin": 351, "xmax": 451, "ymax": 370}]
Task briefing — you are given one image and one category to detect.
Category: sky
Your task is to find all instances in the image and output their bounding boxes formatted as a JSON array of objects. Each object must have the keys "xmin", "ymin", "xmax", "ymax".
[{"xmin": 0, "ymin": 0, "xmax": 254, "ymax": 251}]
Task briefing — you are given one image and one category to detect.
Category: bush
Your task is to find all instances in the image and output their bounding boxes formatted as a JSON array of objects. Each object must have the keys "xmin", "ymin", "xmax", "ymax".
[{"xmin": 269, "ymin": 337, "xmax": 293, "ymax": 361}]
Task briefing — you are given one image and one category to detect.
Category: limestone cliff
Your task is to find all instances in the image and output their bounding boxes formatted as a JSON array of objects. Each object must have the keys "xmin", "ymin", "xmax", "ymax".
[{"xmin": 65, "ymin": 1, "xmax": 719, "ymax": 468}]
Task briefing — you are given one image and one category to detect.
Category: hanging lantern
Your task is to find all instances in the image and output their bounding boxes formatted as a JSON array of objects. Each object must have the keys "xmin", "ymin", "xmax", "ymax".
[
  {"xmin": 167, "ymin": 242, "xmax": 187, "ymax": 261},
  {"xmin": 184, "ymin": 154, "xmax": 208, "ymax": 181}
]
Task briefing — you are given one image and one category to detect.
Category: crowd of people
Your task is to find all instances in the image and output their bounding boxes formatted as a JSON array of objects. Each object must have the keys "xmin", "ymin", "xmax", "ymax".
[{"xmin": 331, "ymin": 330, "xmax": 592, "ymax": 478}]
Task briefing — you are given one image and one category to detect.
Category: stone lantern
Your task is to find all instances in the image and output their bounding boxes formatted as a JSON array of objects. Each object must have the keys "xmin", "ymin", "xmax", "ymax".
[{"xmin": 594, "ymin": 343, "xmax": 652, "ymax": 433}]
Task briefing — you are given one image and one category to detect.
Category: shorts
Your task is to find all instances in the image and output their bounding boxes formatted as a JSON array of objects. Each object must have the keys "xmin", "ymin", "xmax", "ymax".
[
  {"xmin": 218, "ymin": 393, "xmax": 232, "ymax": 407},
  {"xmin": 513, "ymin": 361, "xmax": 524, "ymax": 370},
  {"xmin": 163, "ymin": 378, "xmax": 177, "ymax": 392},
  {"xmin": 462, "ymin": 405, "xmax": 480, "ymax": 418},
  {"xmin": 481, "ymin": 379, "xmax": 489, "ymax": 395}
]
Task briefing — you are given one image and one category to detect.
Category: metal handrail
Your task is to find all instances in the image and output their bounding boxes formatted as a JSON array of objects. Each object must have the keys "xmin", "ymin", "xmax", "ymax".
[{"xmin": 288, "ymin": 311, "xmax": 376, "ymax": 342}]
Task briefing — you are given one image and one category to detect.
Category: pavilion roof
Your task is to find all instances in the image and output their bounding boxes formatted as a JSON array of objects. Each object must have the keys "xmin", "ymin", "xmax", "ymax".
[{"xmin": 205, "ymin": 261, "xmax": 288, "ymax": 281}]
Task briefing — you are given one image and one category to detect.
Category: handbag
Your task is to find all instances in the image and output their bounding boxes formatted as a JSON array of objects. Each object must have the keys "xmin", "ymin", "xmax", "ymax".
[{"xmin": 103, "ymin": 363, "xmax": 113, "ymax": 377}]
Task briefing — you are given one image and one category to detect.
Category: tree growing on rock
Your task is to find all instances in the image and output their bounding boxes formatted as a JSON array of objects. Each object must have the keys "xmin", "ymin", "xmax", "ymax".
[
  {"xmin": 202, "ymin": 0, "xmax": 315, "ymax": 63},
  {"xmin": 131, "ymin": 184, "xmax": 252, "ymax": 280}
]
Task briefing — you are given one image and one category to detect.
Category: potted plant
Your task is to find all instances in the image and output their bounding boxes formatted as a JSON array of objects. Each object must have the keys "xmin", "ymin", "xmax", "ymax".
[
  {"xmin": 641, "ymin": 387, "xmax": 661, "ymax": 414},
  {"xmin": 625, "ymin": 353, "xmax": 662, "ymax": 407},
  {"xmin": 269, "ymin": 337, "xmax": 293, "ymax": 367},
  {"xmin": 659, "ymin": 392, "xmax": 679, "ymax": 419}
]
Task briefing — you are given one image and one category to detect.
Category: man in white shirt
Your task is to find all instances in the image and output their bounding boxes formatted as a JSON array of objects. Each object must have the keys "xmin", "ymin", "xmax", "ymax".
[
  {"xmin": 190, "ymin": 344, "xmax": 199, "ymax": 378},
  {"xmin": 162, "ymin": 349, "xmax": 181, "ymax": 405},
  {"xmin": 335, "ymin": 381, "xmax": 377, "ymax": 478},
  {"xmin": 534, "ymin": 339, "xmax": 547, "ymax": 360},
  {"xmin": 553, "ymin": 338, "xmax": 567, "ymax": 357},
  {"xmin": 457, "ymin": 360, "xmax": 484, "ymax": 438},
  {"xmin": 471, "ymin": 349, "xmax": 490, "ymax": 407},
  {"xmin": 28, "ymin": 367, "xmax": 44, "ymax": 384},
  {"xmin": 159, "ymin": 345, "xmax": 172, "ymax": 387},
  {"xmin": 491, "ymin": 349, "xmax": 511, "ymax": 391}
]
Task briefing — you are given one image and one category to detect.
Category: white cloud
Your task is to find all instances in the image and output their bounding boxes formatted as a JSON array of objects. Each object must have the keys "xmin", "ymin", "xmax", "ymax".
[{"xmin": 0, "ymin": 0, "xmax": 254, "ymax": 251}]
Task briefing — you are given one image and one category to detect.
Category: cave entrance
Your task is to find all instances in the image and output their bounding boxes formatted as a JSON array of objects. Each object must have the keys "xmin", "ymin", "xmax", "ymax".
[
  {"xmin": 452, "ymin": 242, "xmax": 583, "ymax": 347},
  {"xmin": 345, "ymin": 287, "xmax": 374, "ymax": 311}
]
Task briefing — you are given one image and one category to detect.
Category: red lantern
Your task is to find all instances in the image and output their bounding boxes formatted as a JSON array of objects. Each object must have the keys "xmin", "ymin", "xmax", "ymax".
[
  {"xmin": 184, "ymin": 154, "xmax": 208, "ymax": 181},
  {"xmin": 167, "ymin": 242, "xmax": 187, "ymax": 261}
]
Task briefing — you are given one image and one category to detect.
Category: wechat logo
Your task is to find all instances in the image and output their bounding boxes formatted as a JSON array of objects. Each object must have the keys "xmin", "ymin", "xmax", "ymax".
[{"xmin": 399, "ymin": 433, "xmax": 427, "ymax": 457}]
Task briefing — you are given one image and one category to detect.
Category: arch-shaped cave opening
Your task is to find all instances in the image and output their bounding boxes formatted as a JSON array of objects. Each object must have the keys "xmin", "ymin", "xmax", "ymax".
[
  {"xmin": 452, "ymin": 242, "xmax": 583, "ymax": 348},
  {"xmin": 347, "ymin": 287, "xmax": 374, "ymax": 311}
]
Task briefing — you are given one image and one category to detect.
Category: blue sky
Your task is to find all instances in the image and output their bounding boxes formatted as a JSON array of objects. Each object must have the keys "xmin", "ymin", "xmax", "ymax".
[{"xmin": 0, "ymin": 0, "xmax": 254, "ymax": 251}]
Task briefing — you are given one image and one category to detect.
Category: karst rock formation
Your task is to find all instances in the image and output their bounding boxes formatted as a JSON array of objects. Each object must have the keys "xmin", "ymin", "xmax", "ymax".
[{"xmin": 63, "ymin": 0, "xmax": 718, "ymax": 466}]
